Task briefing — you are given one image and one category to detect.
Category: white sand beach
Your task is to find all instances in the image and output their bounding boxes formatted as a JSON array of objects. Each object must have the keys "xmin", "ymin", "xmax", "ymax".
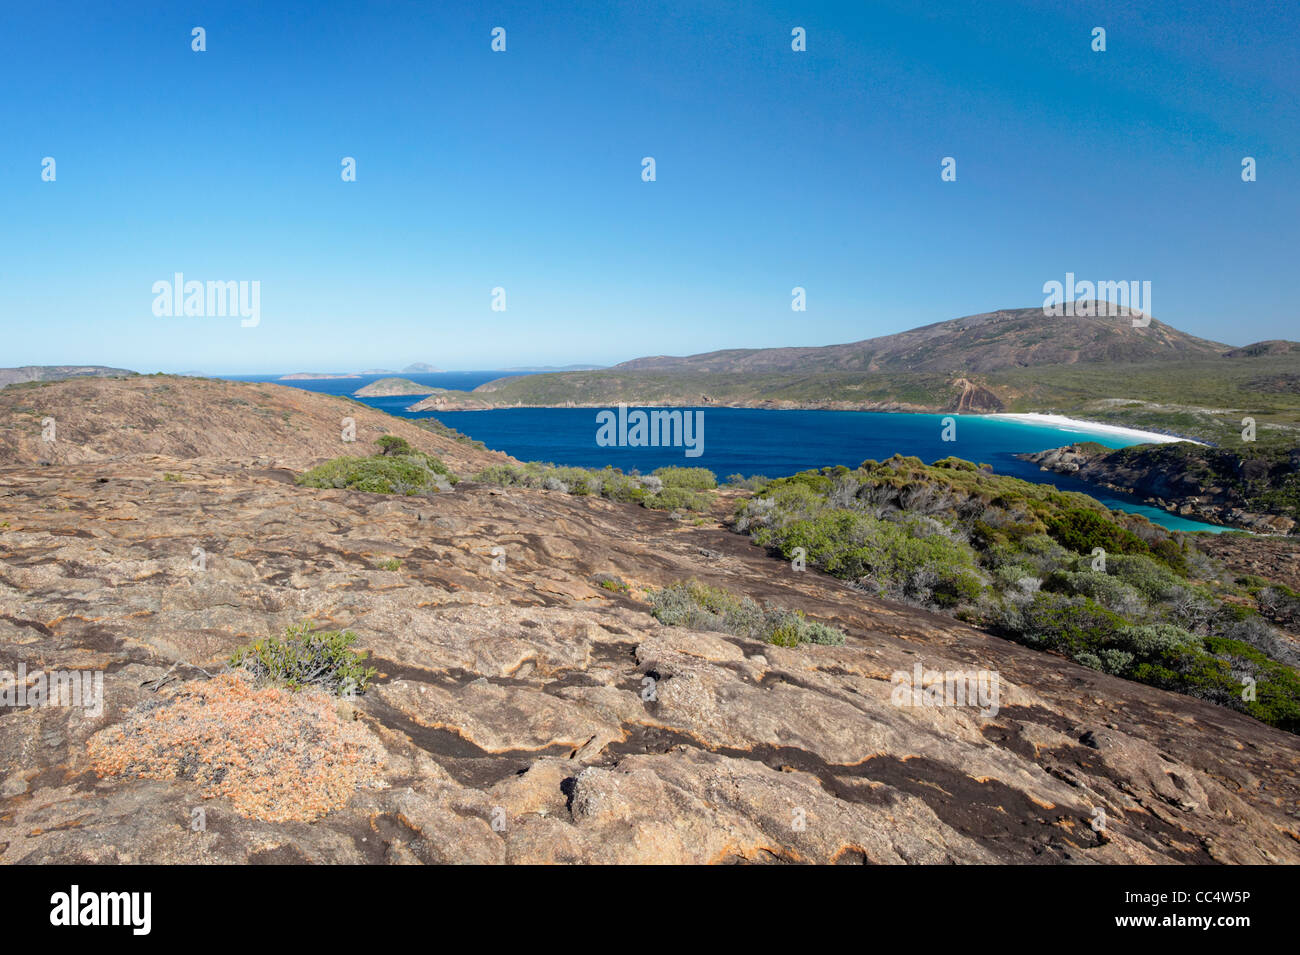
[{"xmin": 988, "ymin": 413, "xmax": 1206, "ymax": 446}]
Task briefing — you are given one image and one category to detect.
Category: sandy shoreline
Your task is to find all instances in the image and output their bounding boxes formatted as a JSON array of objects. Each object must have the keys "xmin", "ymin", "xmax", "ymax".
[{"xmin": 988, "ymin": 413, "xmax": 1205, "ymax": 446}]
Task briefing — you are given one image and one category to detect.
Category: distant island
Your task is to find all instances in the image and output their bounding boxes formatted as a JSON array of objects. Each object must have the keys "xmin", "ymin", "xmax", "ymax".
[
  {"xmin": 359, "ymin": 368, "xmax": 399, "ymax": 375},
  {"xmin": 279, "ymin": 372, "xmax": 363, "ymax": 380},
  {"xmin": 402, "ymin": 362, "xmax": 444, "ymax": 373},
  {"xmin": 354, "ymin": 377, "xmax": 438, "ymax": 397}
]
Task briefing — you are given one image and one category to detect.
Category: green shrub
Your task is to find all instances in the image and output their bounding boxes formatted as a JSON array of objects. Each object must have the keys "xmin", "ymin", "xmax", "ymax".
[
  {"xmin": 645, "ymin": 486, "xmax": 712, "ymax": 512},
  {"xmin": 299, "ymin": 450, "xmax": 456, "ymax": 495},
  {"xmin": 229, "ymin": 621, "xmax": 377, "ymax": 695},
  {"xmin": 1015, "ymin": 593, "xmax": 1130, "ymax": 656},
  {"xmin": 1045, "ymin": 507, "xmax": 1150, "ymax": 559},
  {"xmin": 654, "ymin": 467, "xmax": 718, "ymax": 490}
]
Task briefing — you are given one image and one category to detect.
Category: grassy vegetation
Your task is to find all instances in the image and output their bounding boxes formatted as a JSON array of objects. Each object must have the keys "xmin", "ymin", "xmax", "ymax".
[
  {"xmin": 229, "ymin": 621, "xmax": 377, "ymax": 696},
  {"xmin": 298, "ymin": 436, "xmax": 457, "ymax": 495},
  {"xmin": 648, "ymin": 580, "xmax": 846, "ymax": 648},
  {"xmin": 473, "ymin": 462, "xmax": 717, "ymax": 512},
  {"xmin": 733, "ymin": 455, "xmax": 1300, "ymax": 731}
]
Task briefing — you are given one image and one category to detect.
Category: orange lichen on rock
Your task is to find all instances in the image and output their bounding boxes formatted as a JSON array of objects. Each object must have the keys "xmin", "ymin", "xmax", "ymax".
[{"xmin": 87, "ymin": 673, "xmax": 384, "ymax": 822}]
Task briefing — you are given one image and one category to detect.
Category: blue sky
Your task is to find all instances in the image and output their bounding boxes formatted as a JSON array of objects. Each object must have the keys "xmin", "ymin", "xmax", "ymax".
[{"xmin": 1, "ymin": 0, "xmax": 1295, "ymax": 372}]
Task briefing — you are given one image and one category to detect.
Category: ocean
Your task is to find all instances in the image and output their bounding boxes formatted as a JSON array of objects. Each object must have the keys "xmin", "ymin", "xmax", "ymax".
[{"xmin": 221, "ymin": 373, "xmax": 1230, "ymax": 533}]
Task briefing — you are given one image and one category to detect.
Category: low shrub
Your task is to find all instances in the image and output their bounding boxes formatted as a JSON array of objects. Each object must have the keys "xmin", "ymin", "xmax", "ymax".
[
  {"xmin": 647, "ymin": 581, "xmax": 846, "ymax": 647},
  {"xmin": 299, "ymin": 438, "xmax": 456, "ymax": 495},
  {"xmin": 229, "ymin": 621, "xmax": 377, "ymax": 696},
  {"xmin": 654, "ymin": 467, "xmax": 718, "ymax": 490}
]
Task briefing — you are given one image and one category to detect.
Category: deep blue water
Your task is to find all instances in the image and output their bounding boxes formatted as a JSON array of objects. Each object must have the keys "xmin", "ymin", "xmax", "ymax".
[{"xmin": 224, "ymin": 373, "xmax": 1229, "ymax": 534}]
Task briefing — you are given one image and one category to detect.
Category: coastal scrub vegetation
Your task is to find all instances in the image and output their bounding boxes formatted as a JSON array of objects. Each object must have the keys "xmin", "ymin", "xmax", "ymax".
[
  {"xmin": 229, "ymin": 620, "xmax": 377, "ymax": 696},
  {"xmin": 733, "ymin": 454, "xmax": 1300, "ymax": 731},
  {"xmin": 473, "ymin": 462, "xmax": 717, "ymax": 512},
  {"xmin": 298, "ymin": 436, "xmax": 457, "ymax": 494},
  {"xmin": 648, "ymin": 579, "xmax": 846, "ymax": 648}
]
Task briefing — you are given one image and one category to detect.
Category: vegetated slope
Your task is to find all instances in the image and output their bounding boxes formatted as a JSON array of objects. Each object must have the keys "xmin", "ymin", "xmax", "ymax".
[
  {"xmin": 0, "ymin": 365, "xmax": 137, "ymax": 388},
  {"xmin": 0, "ymin": 374, "xmax": 509, "ymax": 473},
  {"xmin": 611, "ymin": 307, "xmax": 1227, "ymax": 375},
  {"xmin": 733, "ymin": 455, "xmax": 1300, "ymax": 732}
]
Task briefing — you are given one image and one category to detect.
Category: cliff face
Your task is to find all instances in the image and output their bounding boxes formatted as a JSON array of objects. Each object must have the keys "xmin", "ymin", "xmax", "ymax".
[
  {"xmin": 1, "ymin": 378, "xmax": 1297, "ymax": 864},
  {"xmin": 1022, "ymin": 442, "xmax": 1300, "ymax": 535}
]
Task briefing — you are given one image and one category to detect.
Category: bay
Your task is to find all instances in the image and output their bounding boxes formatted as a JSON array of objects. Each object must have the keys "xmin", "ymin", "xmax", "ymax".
[{"xmin": 223, "ymin": 374, "xmax": 1230, "ymax": 534}]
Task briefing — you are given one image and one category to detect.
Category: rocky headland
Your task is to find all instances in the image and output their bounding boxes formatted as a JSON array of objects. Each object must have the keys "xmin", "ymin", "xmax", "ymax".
[{"xmin": 1022, "ymin": 442, "xmax": 1300, "ymax": 536}]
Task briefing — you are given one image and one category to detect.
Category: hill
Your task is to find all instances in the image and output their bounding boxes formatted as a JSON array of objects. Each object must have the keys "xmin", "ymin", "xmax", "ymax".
[
  {"xmin": 613, "ymin": 307, "xmax": 1227, "ymax": 375},
  {"xmin": 0, "ymin": 375, "xmax": 508, "ymax": 474},
  {"xmin": 0, "ymin": 365, "xmax": 136, "ymax": 388}
]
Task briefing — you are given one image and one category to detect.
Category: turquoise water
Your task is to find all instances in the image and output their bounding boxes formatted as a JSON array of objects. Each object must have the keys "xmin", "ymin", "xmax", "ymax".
[{"xmin": 226, "ymin": 375, "xmax": 1230, "ymax": 534}]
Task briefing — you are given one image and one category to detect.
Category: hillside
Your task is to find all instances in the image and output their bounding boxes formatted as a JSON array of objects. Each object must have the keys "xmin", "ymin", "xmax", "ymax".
[
  {"xmin": 1, "ymin": 376, "xmax": 1297, "ymax": 863},
  {"xmin": 0, "ymin": 375, "xmax": 508, "ymax": 475},
  {"xmin": 613, "ymin": 307, "xmax": 1228, "ymax": 375}
]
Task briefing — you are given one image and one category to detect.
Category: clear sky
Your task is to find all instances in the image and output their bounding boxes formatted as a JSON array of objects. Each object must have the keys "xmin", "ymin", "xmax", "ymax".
[{"xmin": 1, "ymin": 0, "xmax": 1296, "ymax": 372}]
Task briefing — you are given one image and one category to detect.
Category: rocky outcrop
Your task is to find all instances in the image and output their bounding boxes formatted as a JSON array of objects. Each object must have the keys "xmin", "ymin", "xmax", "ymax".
[
  {"xmin": 1022, "ymin": 443, "xmax": 1299, "ymax": 535},
  {"xmin": 948, "ymin": 377, "xmax": 1004, "ymax": 413},
  {"xmin": 406, "ymin": 391, "xmax": 495, "ymax": 412},
  {"xmin": 0, "ymin": 375, "xmax": 510, "ymax": 476},
  {"xmin": 1, "ymin": 378, "xmax": 1297, "ymax": 863}
]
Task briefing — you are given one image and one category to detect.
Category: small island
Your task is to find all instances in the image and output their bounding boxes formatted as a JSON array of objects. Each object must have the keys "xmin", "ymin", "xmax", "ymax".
[
  {"xmin": 354, "ymin": 377, "xmax": 438, "ymax": 397},
  {"xmin": 279, "ymin": 372, "xmax": 362, "ymax": 380}
]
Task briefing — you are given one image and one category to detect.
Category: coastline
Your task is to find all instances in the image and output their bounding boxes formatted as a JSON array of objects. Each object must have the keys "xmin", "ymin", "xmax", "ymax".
[{"xmin": 987, "ymin": 412, "xmax": 1207, "ymax": 446}]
